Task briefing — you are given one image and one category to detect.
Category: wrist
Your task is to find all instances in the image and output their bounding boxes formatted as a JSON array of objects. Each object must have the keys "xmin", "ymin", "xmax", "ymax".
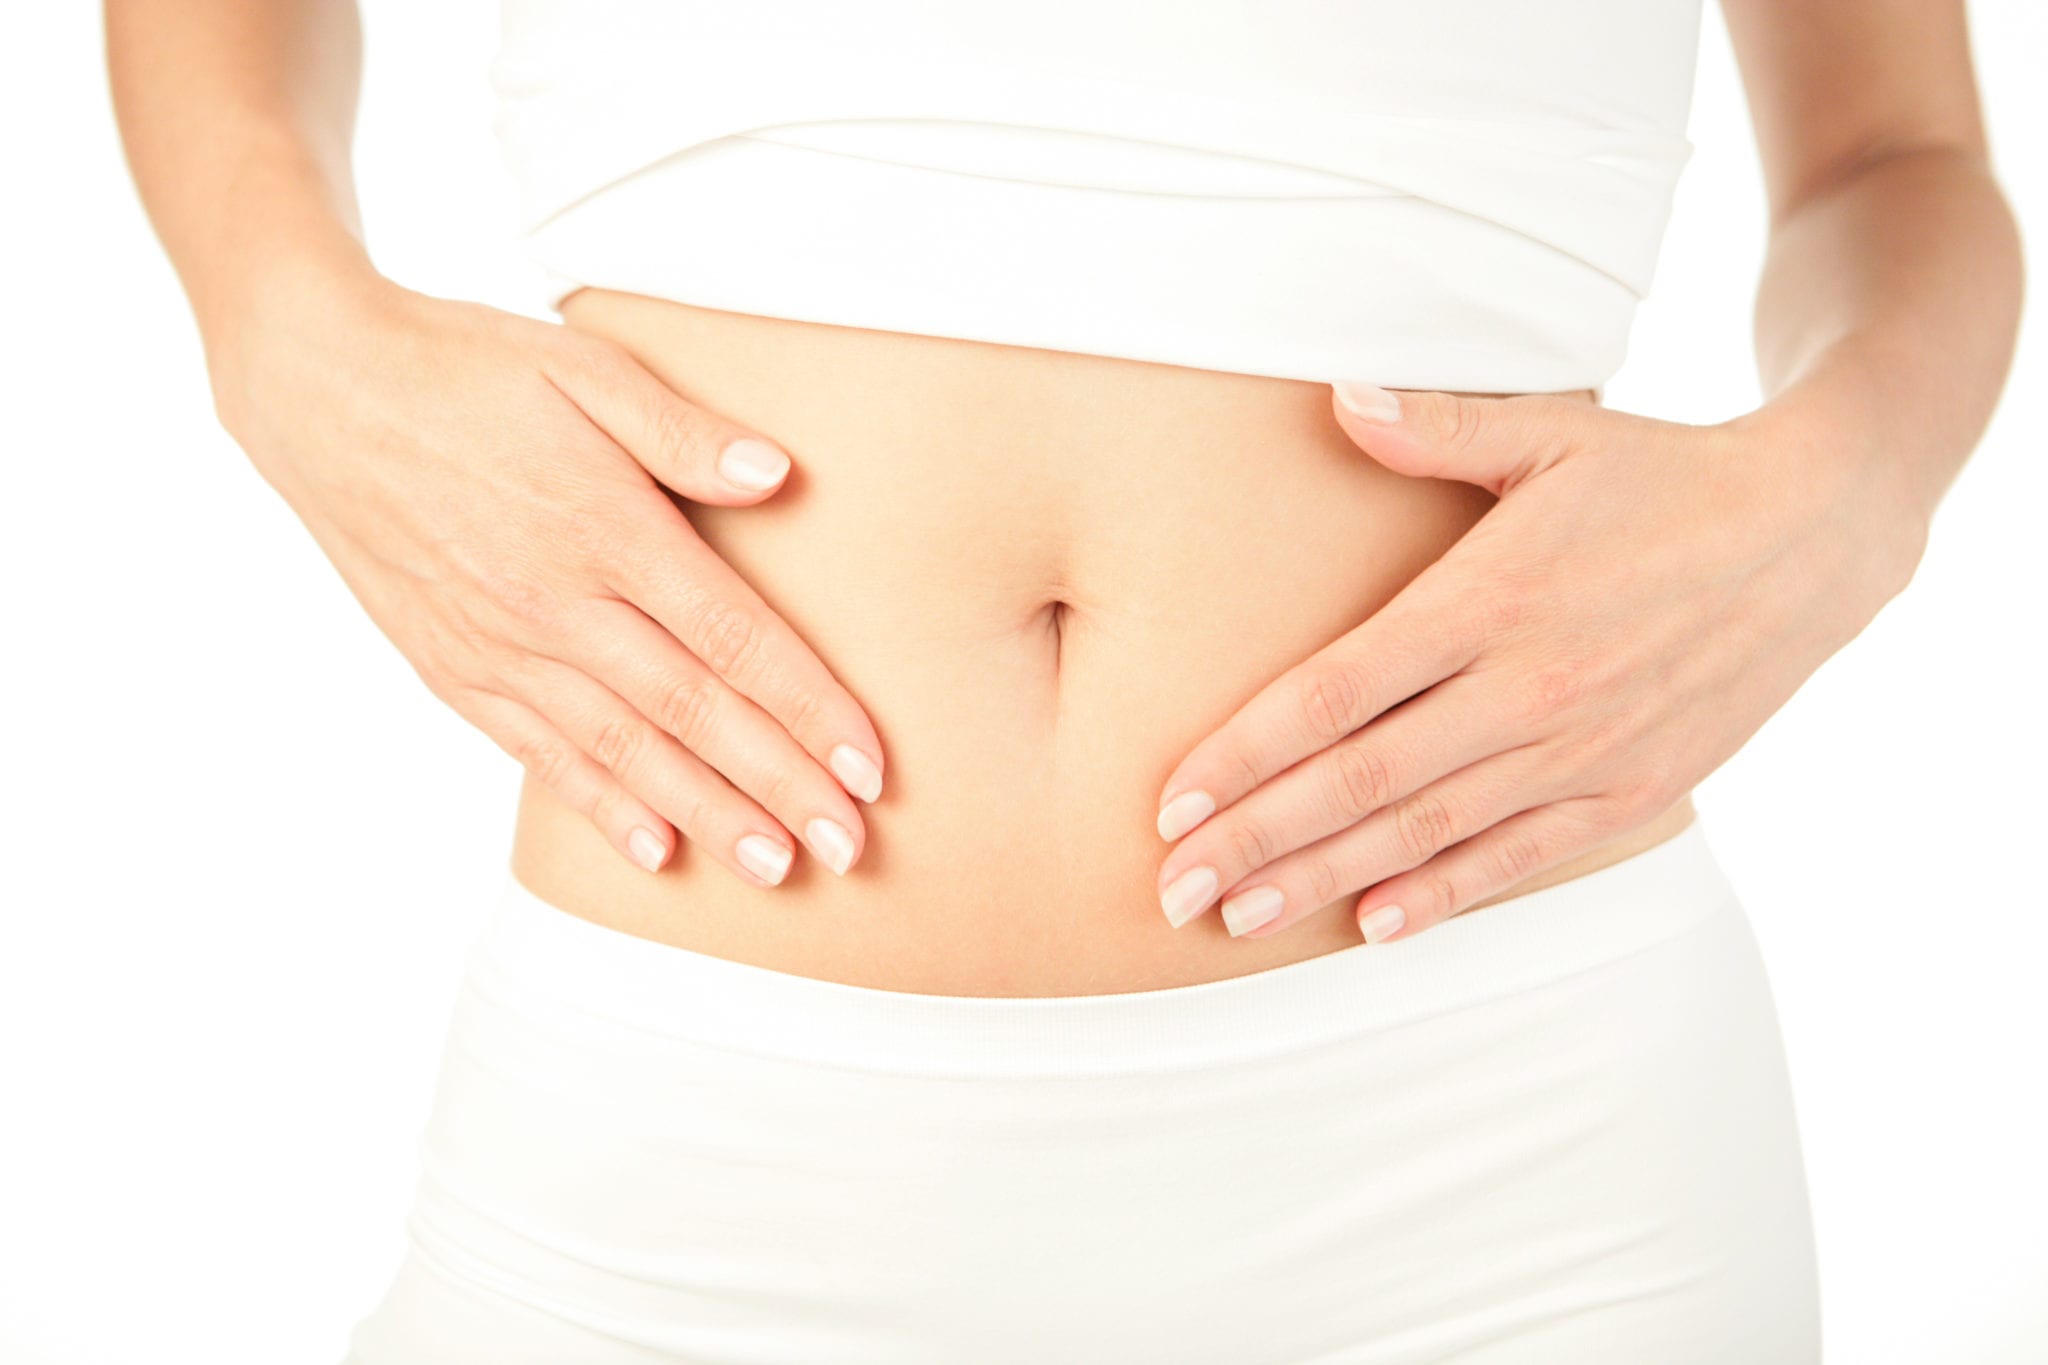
[
  {"xmin": 175, "ymin": 131, "xmax": 396, "ymax": 418},
  {"xmin": 1724, "ymin": 343, "xmax": 1933, "ymax": 607},
  {"xmin": 200, "ymin": 235, "xmax": 405, "ymax": 439}
]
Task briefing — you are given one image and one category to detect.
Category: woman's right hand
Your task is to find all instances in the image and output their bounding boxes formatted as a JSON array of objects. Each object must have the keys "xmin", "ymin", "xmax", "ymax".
[{"xmin": 207, "ymin": 270, "xmax": 883, "ymax": 886}]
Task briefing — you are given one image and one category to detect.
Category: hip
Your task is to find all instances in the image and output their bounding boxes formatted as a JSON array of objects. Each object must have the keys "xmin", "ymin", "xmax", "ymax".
[{"xmin": 350, "ymin": 815, "xmax": 1817, "ymax": 1363}]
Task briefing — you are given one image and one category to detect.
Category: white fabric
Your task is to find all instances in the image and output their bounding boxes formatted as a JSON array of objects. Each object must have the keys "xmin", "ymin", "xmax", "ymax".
[
  {"xmin": 344, "ymin": 816, "xmax": 1820, "ymax": 1363},
  {"xmin": 487, "ymin": 0, "xmax": 1706, "ymax": 391}
]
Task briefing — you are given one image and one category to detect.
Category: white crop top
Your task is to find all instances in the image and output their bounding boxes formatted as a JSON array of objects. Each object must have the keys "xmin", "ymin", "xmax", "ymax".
[{"xmin": 489, "ymin": 2, "xmax": 1705, "ymax": 392}]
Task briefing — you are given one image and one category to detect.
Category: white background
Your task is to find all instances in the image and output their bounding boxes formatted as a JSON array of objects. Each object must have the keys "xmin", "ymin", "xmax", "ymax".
[{"xmin": 3, "ymin": 3, "xmax": 2042, "ymax": 1361}]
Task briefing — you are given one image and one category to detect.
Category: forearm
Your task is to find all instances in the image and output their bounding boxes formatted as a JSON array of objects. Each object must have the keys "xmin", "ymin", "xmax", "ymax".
[
  {"xmin": 105, "ymin": 0, "xmax": 380, "ymax": 373},
  {"xmin": 1745, "ymin": 145, "xmax": 2023, "ymax": 552}
]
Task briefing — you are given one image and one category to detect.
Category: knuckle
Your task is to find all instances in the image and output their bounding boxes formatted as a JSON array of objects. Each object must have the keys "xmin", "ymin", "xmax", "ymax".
[
  {"xmin": 645, "ymin": 393, "xmax": 708, "ymax": 471},
  {"xmin": 1569, "ymin": 695, "xmax": 1637, "ymax": 761},
  {"xmin": 1417, "ymin": 869, "xmax": 1461, "ymax": 918},
  {"xmin": 1225, "ymin": 819, "xmax": 1273, "ymax": 873},
  {"xmin": 1225, "ymin": 746, "xmax": 1266, "ymax": 800},
  {"xmin": 412, "ymin": 656, "xmax": 459, "ymax": 705},
  {"xmin": 1618, "ymin": 753, "xmax": 1683, "ymax": 823},
  {"xmin": 654, "ymin": 673, "xmax": 720, "ymax": 749},
  {"xmin": 1579, "ymin": 793, "xmax": 1637, "ymax": 840},
  {"xmin": 1489, "ymin": 825, "xmax": 1550, "ymax": 886},
  {"xmin": 563, "ymin": 331, "xmax": 627, "ymax": 369},
  {"xmin": 476, "ymin": 560, "xmax": 558, "ymax": 632},
  {"xmin": 751, "ymin": 761, "xmax": 799, "ymax": 811},
  {"xmin": 597, "ymin": 509, "xmax": 672, "ymax": 593},
  {"xmin": 1602, "ymin": 744, "xmax": 1671, "ymax": 821},
  {"xmin": 774, "ymin": 679, "xmax": 824, "ymax": 735},
  {"xmin": 490, "ymin": 713, "xmax": 539, "ymax": 767},
  {"xmin": 1431, "ymin": 395, "xmax": 1481, "ymax": 456},
  {"xmin": 586, "ymin": 336, "xmax": 637, "ymax": 376},
  {"xmin": 1531, "ymin": 397, "xmax": 1589, "ymax": 466},
  {"xmin": 1392, "ymin": 792, "xmax": 1459, "ymax": 865},
  {"xmin": 1478, "ymin": 590, "xmax": 1527, "ymax": 636},
  {"xmin": 1302, "ymin": 855, "xmax": 1344, "ymax": 907},
  {"xmin": 586, "ymin": 781, "xmax": 624, "ymax": 828},
  {"xmin": 1522, "ymin": 664, "xmax": 1583, "ymax": 723},
  {"xmin": 590, "ymin": 715, "xmax": 645, "ymax": 774},
  {"xmin": 557, "ymin": 333, "xmax": 635, "ymax": 392},
  {"xmin": 659, "ymin": 784, "xmax": 712, "ymax": 842},
  {"xmin": 520, "ymin": 730, "xmax": 579, "ymax": 794},
  {"xmin": 560, "ymin": 492, "xmax": 635, "ymax": 571},
  {"xmin": 691, "ymin": 598, "xmax": 764, "ymax": 678},
  {"xmin": 1327, "ymin": 742, "xmax": 1396, "ymax": 820},
  {"xmin": 1297, "ymin": 659, "xmax": 1371, "ymax": 741}
]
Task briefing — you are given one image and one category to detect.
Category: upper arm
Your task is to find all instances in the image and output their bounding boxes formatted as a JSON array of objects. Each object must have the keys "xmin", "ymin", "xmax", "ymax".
[{"xmin": 1719, "ymin": 0, "xmax": 1990, "ymax": 224}]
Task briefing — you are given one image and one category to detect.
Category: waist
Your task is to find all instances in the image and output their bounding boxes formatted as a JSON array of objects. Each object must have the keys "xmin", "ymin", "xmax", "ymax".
[
  {"xmin": 493, "ymin": 814, "xmax": 1736, "ymax": 1067},
  {"xmin": 510, "ymin": 287, "xmax": 1695, "ymax": 995}
]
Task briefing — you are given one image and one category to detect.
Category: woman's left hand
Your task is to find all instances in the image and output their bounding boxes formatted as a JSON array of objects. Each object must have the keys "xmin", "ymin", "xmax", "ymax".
[{"xmin": 1153, "ymin": 381, "xmax": 1925, "ymax": 943}]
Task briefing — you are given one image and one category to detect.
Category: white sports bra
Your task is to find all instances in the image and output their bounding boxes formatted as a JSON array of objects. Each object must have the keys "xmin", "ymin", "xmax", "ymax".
[{"xmin": 490, "ymin": 2, "xmax": 1704, "ymax": 391}]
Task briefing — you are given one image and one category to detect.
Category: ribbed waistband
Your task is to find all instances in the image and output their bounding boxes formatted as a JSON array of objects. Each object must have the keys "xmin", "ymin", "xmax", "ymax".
[
  {"xmin": 474, "ymin": 816, "xmax": 1738, "ymax": 1076},
  {"xmin": 521, "ymin": 134, "xmax": 1638, "ymax": 393}
]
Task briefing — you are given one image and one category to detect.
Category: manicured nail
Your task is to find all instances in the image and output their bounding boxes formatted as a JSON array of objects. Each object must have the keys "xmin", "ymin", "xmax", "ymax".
[
  {"xmin": 1358, "ymin": 904, "xmax": 1406, "ymax": 943},
  {"xmin": 804, "ymin": 817, "xmax": 856, "ymax": 875},
  {"xmin": 829, "ymin": 744, "xmax": 884, "ymax": 803},
  {"xmin": 736, "ymin": 833, "xmax": 793, "ymax": 886},
  {"xmin": 718, "ymin": 437, "xmax": 791, "ymax": 491},
  {"xmin": 1221, "ymin": 886, "xmax": 1285, "ymax": 937},
  {"xmin": 1161, "ymin": 866, "xmax": 1220, "ymax": 929},
  {"xmin": 1157, "ymin": 790, "xmax": 1216, "ymax": 841},
  {"xmin": 1333, "ymin": 382, "xmax": 1402, "ymax": 423},
  {"xmin": 627, "ymin": 826, "xmax": 668, "ymax": 872}
]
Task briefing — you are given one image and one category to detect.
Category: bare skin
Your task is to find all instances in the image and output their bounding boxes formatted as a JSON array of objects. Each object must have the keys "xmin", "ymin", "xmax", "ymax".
[
  {"xmin": 509, "ymin": 290, "xmax": 1698, "ymax": 993},
  {"xmin": 109, "ymin": 1, "xmax": 2018, "ymax": 996}
]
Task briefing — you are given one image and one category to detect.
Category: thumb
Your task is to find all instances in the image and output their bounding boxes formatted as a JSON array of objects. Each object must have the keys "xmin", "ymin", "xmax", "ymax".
[{"xmin": 1331, "ymin": 382, "xmax": 1566, "ymax": 497}]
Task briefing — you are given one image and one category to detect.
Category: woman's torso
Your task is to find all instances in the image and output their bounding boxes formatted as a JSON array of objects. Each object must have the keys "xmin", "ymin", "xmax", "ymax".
[{"xmin": 510, "ymin": 291, "xmax": 1696, "ymax": 996}]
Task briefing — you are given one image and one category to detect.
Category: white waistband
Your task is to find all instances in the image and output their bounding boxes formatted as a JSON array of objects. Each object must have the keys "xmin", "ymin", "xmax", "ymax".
[
  {"xmin": 520, "ymin": 133, "xmax": 1642, "ymax": 392},
  {"xmin": 472, "ymin": 815, "xmax": 1737, "ymax": 1077}
]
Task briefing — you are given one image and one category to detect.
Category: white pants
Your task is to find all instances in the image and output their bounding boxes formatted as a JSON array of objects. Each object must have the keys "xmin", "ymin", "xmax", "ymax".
[{"xmin": 345, "ymin": 816, "xmax": 1819, "ymax": 1363}]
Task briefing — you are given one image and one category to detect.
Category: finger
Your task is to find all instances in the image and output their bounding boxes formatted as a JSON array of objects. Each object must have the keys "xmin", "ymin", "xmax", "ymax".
[
  {"xmin": 449, "ymin": 684, "xmax": 677, "ymax": 875},
  {"xmin": 1329, "ymin": 386, "xmax": 1591, "ymax": 496},
  {"xmin": 541, "ymin": 597, "xmax": 867, "ymax": 874},
  {"xmin": 1347, "ymin": 797, "xmax": 1618, "ymax": 945},
  {"xmin": 1154, "ymin": 574, "xmax": 1474, "ymax": 844},
  {"xmin": 546, "ymin": 337, "xmax": 797, "ymax": 506},
  {"xmin": 1155, "ymin": 672, "xmax": 1513, "ymax": 928},
  {"xmin": 1217, "ymin": 746, "xmax": 1556, "ymax": 939},
  {"xmin": 605, "ymin": 496, "xmax": 887, "ymax": 806},
  {"xmin": 536, "ymin": 664, "xmax": 810, "ymax": 889}
]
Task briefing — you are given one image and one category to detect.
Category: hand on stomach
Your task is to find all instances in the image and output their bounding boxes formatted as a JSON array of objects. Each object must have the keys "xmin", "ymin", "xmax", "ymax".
[{"xmin": 511, "ymin": 288, "xmax": 1696, "ymax": 996}]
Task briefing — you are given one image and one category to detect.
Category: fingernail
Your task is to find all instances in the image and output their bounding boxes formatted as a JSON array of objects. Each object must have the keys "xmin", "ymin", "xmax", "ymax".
[
  {"xmin": 718, "ymin": 437, "xmax": 791, "ymax": 491},
  {"xmin": 1358, "ymin": 904, "xmax": 1406, "ymax": 943},
  {"xmin": 829, "ymin": 743, "xmax": 884, "ymax": 803},
  {"xmin": 1221, "ymin": 886, "xmax": 1284, "ymax": 937},
  {"xmin": 1333, "ymin": 382, "xmax": 1402, "ymax": 423},
  {"xmin": 804, "ymin": 817, "xmax": 856, "ymax": 875},
  {"xmin": 736, "ymin": 833, "xmax": 793, "ymax": 886},
  {"xmin": 1161, "ymin": 866, "xmax": 1220, "ymax": 929},
  {"xmin": 627, "ymin": 826, "xmax": 668, "ymax": 872},
  {"xmin": 1156, "ymin": 790, "xmax": 1216, "ymax": 841}
]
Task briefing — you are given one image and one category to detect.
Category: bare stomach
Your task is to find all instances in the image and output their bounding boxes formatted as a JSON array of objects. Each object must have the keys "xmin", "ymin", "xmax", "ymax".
[{"xmin": 510, "ymin": 289, "xmax": 1696, "ymax": 996}]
